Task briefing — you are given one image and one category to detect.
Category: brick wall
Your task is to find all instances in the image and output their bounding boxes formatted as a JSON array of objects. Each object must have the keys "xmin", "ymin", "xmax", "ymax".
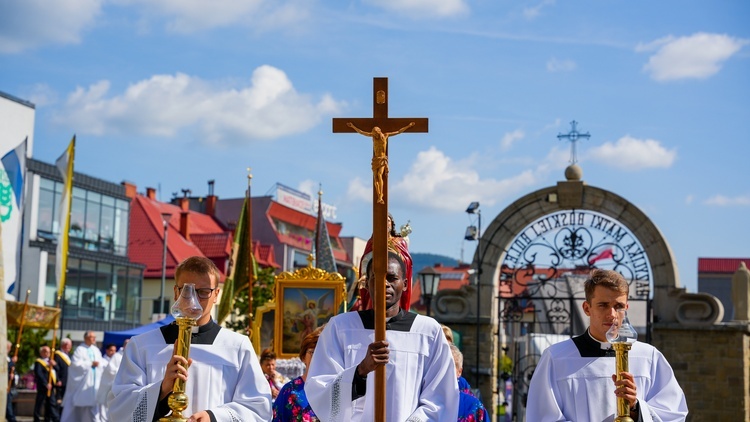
[{"xmin": 653, "ymin": 323, "xmax": 750, "ymax": 422}]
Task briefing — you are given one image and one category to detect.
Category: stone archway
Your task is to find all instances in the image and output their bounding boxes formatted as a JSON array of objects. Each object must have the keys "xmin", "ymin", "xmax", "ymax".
[{"xmin": 440, "ymin": 165, "xmax": 723, "ymax": 420}]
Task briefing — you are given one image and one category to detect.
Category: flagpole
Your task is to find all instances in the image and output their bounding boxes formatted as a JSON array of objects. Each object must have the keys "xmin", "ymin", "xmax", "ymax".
[
  {"xmin": 8, "ymin": 289, "xmax": 30, "ymax": 391},
  {"xmin": 246, "ymin": 168, "xmax": 254, "ymax": 336},
  {"xmin": 55, "ymin": 136, "xmax": 75, "ymax": 344}
]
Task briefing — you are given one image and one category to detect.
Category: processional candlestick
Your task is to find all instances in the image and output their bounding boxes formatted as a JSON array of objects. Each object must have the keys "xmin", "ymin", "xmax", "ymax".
[
  {"xmin": 333, "ymin": 77, "xmax": 427, "ymax": 421},
  {"xmin": 606, "ymin": 309, "xmax": 638, "ymax": 422},
  {"xmin": 159, "ymin": 284, "xmax": 203, "ymax": 422}
]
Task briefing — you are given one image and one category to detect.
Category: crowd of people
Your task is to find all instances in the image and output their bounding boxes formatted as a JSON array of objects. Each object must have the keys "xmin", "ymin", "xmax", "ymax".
[
  {"xmin": 9, "ymin": 250, "xmax": 688, "ymax": 421},
  {"xmin": 7, "ymin": 333, "xmax": 125, "ymax": 422}
]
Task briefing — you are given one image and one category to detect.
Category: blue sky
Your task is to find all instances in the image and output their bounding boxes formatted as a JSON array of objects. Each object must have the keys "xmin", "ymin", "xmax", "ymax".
[{"xmin": 1, "ymin": 0, "xmax": 748, "ymax": 293}]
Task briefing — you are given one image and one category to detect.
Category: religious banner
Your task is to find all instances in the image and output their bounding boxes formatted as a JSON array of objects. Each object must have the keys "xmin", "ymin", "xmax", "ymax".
[{"xmin": 6, "ymin": 301, "xmax": 60, "ymax": 329}]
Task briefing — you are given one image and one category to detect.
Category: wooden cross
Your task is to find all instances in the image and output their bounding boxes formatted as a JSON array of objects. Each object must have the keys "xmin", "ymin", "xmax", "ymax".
[{"xmin": 333, "ymin": 77, "xmax": 428, "ymax": 421}]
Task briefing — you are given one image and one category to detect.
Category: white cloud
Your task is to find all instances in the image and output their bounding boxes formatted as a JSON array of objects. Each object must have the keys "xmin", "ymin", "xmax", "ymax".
[
  {"xmin": 53, "ymin": 65, "xmax": 344, "ymax": 145},
  {"xmin": 363, "ymin": 0, "xmax": 469, "ymax": 18},
  {"xmin": 586, "ymin": 136, "xmax": 676, "ymax": 170},
  {"xmin": 346, "ymin": 178, "xmax": 372, "ymax": 203},
  {"xmin": 636, "ymin": 32, "xmax": 748, "ymax": 82},
  {"xmin": 547, "ymin": 57, "xmax": 577, "ymax": 73},
  {"xmin": 389, "ymin": 147, "xmax": 539, "ymax": 212},
  {"xmin": 0, "ymin": 0, "xmax": 101, "ymax": 53},
  {"xmin": 704, "ymin": 194, "xmax": 750, "ymax": 207},
  {"xmin": 500, "ymin": 129, "xmax": 525, "ymax": 151},
  {"xmin": 346, "ymin": 142, "xmax": 567, "ymax": 213},
  {"xmin": 523, "ymin": 0, "xmax": 556, "ymax": 20},
  {"xmin": 26, "ymin": 84, "xmax": 58, "ymax": 107},
  {"xmin": 112, "ymin": 0, "xmax": 310, "ymax": 33},
  {"xmin": 685, "ymin": 195, "xmax": 694, "ymax": 205}
]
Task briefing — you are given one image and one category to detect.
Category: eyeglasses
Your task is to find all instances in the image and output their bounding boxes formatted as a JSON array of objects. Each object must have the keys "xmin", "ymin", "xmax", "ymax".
[{"xmin": 176, "ymin": 286, "xmax": 216, "ymax": 299}]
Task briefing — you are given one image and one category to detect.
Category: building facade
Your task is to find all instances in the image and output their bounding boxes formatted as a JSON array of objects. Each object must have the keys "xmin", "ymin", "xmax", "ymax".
[{"xmin": 20, "ymin": 159, "xmax": 145, "ymax": 335}]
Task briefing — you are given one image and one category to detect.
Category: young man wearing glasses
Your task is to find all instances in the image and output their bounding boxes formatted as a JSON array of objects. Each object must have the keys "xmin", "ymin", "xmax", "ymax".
[{"xmin": 108, "ymin": 256, "xmax": 272, "ymax": 422}]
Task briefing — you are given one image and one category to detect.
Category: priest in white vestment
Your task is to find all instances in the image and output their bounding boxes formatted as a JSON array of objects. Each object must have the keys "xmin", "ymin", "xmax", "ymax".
[
  {"xmin": 61, "ymin": 330, "xmax": 103, "ymax": 422},
  {"xmin": 305, "ymin": 250, "xmax": 459, "ymax": 422},
  {"xmin": 527, "ymin": 269, "xmax": 688, "ymax": 421},
  {"xmin": 108, "ymin": 256, "xmax": 272, "ymax": 422}
]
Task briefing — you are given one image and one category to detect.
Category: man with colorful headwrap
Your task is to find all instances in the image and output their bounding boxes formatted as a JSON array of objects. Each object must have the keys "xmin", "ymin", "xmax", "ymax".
[{"xmin": 357, "ymin": 213, "xmax": 413, "ymax": 311}]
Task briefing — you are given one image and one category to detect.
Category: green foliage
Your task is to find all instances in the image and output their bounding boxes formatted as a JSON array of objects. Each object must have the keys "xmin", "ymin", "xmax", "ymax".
[
  {"xmin": 224, "ymin": 266, "xmax": 276, "ymax": 334},
  {"xmin": 7, "ymin": 328, "xmax": 58, "ymax": 375}
]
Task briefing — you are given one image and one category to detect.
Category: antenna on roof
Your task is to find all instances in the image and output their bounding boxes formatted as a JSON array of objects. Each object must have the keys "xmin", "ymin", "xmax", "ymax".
[{"xmin": 181, "ymin": 188, "xmax": 191, "ymax": 198}]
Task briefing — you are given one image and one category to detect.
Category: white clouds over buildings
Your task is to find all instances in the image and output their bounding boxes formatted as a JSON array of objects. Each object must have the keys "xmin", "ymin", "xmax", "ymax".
[
  {"xmin": 586, "ymin": 136, "xmax": 676, "ymax": 170},
  {"xmin": 53, "ymin": 65, "xmax": 343, "ymax": 145},
  {"xmin": 637, "ymin": 32, "xmax": 748, "ymax": 82}
]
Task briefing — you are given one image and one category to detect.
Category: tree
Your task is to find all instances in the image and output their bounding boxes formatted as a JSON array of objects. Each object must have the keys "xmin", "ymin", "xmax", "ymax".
[{"xmin": 224, "ymin": 266, "xmax": 276, "ymax": 334}]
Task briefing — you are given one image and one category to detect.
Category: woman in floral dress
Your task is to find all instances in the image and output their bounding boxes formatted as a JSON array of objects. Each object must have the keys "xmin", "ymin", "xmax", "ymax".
[{"xmin": 272, "ymin": 326, "xmax": 324, "ymax": 422}]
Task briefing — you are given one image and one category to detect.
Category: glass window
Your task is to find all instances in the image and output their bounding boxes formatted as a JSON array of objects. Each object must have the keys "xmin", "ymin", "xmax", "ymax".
[
  {"xmin": 97, "ymin": 263, "xmax": 112, "ymax": 320},
  {"xmin": 100, "ymin": 203, "xmax": 115, "ymax": 253},
  {"xmin": 35, "ymin": 178, "xmax": 131, "ymax": 255},
  {"xmin": 78, "ymin": 260, "xmax": 97, "ymax": 318},
  {"xmin": 114, "ymin": 207, "xmax": 129, "ymax": 256},
  {"xmin": 63, "ymin": 258, "xmax": 80, "ymax": 309},
  {"xmin": 38, "ymin": 185, "xmax": 55, "ymax": 234},
  {"xmin": 85, "ymin": 198, "xmax": 101, "ymax": 247},
  {"xmin": 44, "ymin": 257, "xmax": 57, "ymax": 307},
  {"xmin": 70, "ymin": 192, "xmax": 86, "ymax": 249},
  {"xmin": 127, "ymin": 267, "xmax": 142, "ymax": 323}
]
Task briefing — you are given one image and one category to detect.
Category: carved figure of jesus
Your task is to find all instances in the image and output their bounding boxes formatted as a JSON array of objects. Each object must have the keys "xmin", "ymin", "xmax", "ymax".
[{"xmin": 347, "ymin": 121, "xmax": 415, "ymax": 203}]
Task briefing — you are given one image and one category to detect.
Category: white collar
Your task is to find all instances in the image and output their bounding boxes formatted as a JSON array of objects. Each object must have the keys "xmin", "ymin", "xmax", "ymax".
[{"xmin": 588, "ymin": 329, "xmax": 612, "ymax": 350}]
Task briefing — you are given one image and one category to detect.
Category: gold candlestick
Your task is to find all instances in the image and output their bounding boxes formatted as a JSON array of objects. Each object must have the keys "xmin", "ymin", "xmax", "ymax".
[
  {"xmin": 612, "ymin": 342, "xmax": 634, "ymax": 422},
  {"xmin": 606, "ymin": 309, "xmax": 637, "ymax": 422},
  {"xmin": 160, "ymin": 283, "xmax": 203, "ymax": 422}
]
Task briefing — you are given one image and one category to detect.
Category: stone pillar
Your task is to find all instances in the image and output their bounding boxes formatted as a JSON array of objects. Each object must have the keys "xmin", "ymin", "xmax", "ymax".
[{"xmin": 732, "ymin": 262, "xmax": 750, "ymax": 321}]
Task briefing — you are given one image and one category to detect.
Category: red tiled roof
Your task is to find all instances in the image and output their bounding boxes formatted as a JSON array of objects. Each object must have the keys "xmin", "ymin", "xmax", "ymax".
[
  {"xmin": 698, "ymin": 258, "xmax": 750, "ymax": 274},
  {"xmin": 128, "ymin": 195, "xmax": 227, "ymax": 281},
  {"xmin": 192, "ymin": 233, "xmax": 232, "ymax": 258},
  {"xmin": 253, "ymin": 241, "xmax": 280, "ymax": 269}
]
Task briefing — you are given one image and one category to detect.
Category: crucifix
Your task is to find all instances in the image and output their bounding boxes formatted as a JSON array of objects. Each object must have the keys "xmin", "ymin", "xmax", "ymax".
[
  {"xmin": 557, "ymin": 120, "xmax": 590, "ymax": 164},
  {"xmin": 333, "ymin": 77, "xmax": 428, "ymax": 421}
]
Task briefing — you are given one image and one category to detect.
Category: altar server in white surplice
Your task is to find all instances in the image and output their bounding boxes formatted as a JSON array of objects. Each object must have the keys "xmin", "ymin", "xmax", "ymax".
[
  {"xmin": 61, "ymin": 330, "xmax": 103, "ymax": 422},
  {"xmin": 527, "ymin": 269, "xmax": 688, "ymax": 422},
  {"xmin": 108, "ymin": 256, "xmax": 272, "ymax": 422},
  {"xmin": 305, "ymin": 250, "xmax": 459, "ymax": 422}
]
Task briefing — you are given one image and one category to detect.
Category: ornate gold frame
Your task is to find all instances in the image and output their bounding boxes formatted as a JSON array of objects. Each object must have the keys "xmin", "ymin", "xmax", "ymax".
[{"xmin": 252, "ymin": 256, "xmax": 346, "ymax": 358}]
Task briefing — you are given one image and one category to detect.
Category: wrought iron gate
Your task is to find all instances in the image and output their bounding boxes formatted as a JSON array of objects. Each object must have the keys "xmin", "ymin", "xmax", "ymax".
[{"xmin": 494, "ymin": 210, "xmax": 653, "ymax": 421}]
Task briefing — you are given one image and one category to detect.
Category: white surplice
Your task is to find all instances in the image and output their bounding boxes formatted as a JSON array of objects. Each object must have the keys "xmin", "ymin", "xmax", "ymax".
[
  {"xmin": 304, "ymin": 310, "xmax": 459, "ymax": 422},
  {"xmin": 107, "ymin": 320, "xmax": 272, "ymax": 422},
  {"xmin": 61, "ymin": 343, "xmax": 103, "ymax": 422},
  {"xmin": 527, "ymin": 335, "xmax": 688, "ymax": 422}
]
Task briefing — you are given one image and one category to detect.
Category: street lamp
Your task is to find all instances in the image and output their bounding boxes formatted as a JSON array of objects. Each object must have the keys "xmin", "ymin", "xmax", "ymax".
[
  {"xmin": 160, "ymin": 212, "xmax": 172, "ymax": 315},
  {"xmin": 465, "ymin": 201, "xmax": 481, "ymax": 387},
  {"xmin": 418, "ymin": 266, "xmax": 441, "ymax": 317}
]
